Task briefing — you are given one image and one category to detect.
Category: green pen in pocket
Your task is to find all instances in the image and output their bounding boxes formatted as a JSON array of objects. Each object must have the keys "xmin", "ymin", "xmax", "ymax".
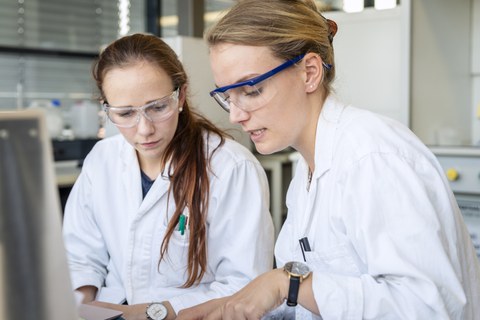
[
  {"xmin": 178, "ymin": 206, "xmax": 189, "ymax": 235},
  {"xmin": 178, "ymin": 214, "xmax": 186, "ymax": 235}
]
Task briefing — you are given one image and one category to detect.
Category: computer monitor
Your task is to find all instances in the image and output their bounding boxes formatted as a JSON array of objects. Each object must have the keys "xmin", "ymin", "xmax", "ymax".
[{"xmin": 0, "ymin": 109, "xmax": 78, "ymax": 320}]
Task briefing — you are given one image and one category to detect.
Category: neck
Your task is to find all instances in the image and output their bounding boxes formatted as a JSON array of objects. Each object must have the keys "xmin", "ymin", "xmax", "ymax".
[
  {"xmin": 293, "ymin": 91, "xmax": 327, "ymax": 172},
  {"xmin": 138, "ymin": 154, "xmax": 163, "ymax": 180}
]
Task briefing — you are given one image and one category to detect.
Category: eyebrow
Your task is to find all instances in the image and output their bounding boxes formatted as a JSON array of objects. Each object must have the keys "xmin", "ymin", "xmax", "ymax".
[
  {"xmin": 106, "ymin": 96, "xmax": 166, "ymax": 108},
  {"xmin": 214, "ymin": 72, "xmax": 263, "ymax": 89}
]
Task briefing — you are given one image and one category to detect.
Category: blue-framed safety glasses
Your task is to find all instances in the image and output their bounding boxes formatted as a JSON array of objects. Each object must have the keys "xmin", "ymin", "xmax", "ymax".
[{"xmin": 209, "ymin": 54, "xmax": 306, "ymax": 112}]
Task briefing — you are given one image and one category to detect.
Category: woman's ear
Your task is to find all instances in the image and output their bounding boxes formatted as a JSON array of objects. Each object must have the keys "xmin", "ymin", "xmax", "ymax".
[
  {"xmin": 303, "ymin": 53, "xmax": 323, "ymax": 93},
  {"xmin": 179, "ymin": 84, "xmax": 187, "ymax": 111}
]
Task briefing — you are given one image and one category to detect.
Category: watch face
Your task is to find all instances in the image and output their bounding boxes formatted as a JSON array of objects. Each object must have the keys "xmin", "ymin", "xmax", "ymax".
[
  {"xmin": 147, "ymin": 303, "xmax": 167, "ymax": 320},
  {"xmin": 284, "ymin": 261, "xmax": 311, "ymax": 277}
]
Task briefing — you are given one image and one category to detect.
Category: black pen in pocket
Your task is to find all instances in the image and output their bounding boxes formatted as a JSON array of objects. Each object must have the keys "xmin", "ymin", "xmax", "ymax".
[{"xmin": 299, "ymin": 237, "xmax": 311, "ymax": 262}]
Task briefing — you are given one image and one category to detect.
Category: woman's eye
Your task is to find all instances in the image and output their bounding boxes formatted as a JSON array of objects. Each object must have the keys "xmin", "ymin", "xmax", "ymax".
[
  {"xmin": 150, "ymin": 102, "xmax": 168, "ymax": 112},
  {"xmin": 117, "ymin": 110, "xmax": 135, "ymax": 118},
  {"xmin": 221, "ymin": 93, "xmax": 231, "ymax": 102},
  {"xmin": 244, "ymin": 87, "xmax": 262, "ymax": 97}
]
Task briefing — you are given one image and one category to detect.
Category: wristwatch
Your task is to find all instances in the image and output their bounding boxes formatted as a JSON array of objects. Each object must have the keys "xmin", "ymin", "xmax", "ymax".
[
  {"xmin": 283, "ymin": 261, "xmax": 311, "ymax": 307},
  {"xmin": 146, "ymin": 302, "xmax": 168, "ymax": 320}
]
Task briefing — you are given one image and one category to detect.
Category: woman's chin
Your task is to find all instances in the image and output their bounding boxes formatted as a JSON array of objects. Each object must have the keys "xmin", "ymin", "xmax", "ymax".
[{"xmin": 254, "ymin": 142, "xmax": 288, "ymax": 155}]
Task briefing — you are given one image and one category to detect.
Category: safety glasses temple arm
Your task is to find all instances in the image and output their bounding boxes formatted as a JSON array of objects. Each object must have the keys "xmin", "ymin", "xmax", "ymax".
[{"xmin": 210, "ymin": 54, "xmax": 306, "ymax": 95}]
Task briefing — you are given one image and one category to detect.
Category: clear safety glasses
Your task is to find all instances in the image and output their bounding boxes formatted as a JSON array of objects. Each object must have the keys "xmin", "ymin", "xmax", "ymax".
[
  {"xmin": 103, "ymin": 89, "xmax": 179, "ymax": 128},
  {"xmin": 209, "ymin": 54, "xmax": 305, "ymax": 113}
]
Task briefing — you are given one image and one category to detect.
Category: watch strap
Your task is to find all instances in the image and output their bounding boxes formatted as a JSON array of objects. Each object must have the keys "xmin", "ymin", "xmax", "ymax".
[{"xmin": 286, "ymin": 275, "xmax": 300, "ymax": 306}]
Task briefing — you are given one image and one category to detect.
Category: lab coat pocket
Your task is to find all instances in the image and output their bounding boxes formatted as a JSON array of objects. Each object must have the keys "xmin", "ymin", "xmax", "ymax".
[
  {"xmin": 304, "ymin": 243, "xmax": 363, "ymax": 277},
  {"xmin": 154, "ymin": 227, "xmax": 190, "ymax": 287}
]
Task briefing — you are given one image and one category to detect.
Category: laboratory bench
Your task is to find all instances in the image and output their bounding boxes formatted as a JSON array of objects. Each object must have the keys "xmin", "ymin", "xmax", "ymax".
[
  {"xmin": 255, "ymin": 150, "xmax": 296, "ymax": 238},
  {"xmin": 53, "ymin": 138, "xmax": 98, "ymax": 211}
]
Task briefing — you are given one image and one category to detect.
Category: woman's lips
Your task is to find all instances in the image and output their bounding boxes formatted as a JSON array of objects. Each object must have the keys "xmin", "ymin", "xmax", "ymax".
[
  {"xmin": 249, "ymin": 128, "xmax": 266, "ymax": 142},
  {"xmin": 140, "ymin": 140, "xmax": 160, "ymax": 148}
]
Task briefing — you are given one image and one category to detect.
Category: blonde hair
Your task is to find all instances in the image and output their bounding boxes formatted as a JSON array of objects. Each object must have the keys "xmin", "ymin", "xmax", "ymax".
[{"xmin": 205, "ymin": 0, "xmax": 337, "ymax": 95}]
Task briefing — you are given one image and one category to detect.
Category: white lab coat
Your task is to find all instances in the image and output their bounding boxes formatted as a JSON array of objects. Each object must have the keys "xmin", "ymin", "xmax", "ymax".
[
  {"xmin": 275, "ymin": 96, "xmax": 480, "ymax": 319},
  {"xmin": 63, "ymin": 133, "xmax": 274, "ymax": 314}
]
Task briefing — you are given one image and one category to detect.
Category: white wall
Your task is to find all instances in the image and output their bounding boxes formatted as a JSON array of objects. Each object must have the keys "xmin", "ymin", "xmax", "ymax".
[
  {"xmin": 471, "ymin": 0, "xmax": 480, "ymax": 145},
  {"xmin": 325, "ymin": 4, "xmax": 411, "ymax": 126},
  {"xmin": 326, "ymin": 0, "xmax": 476, "ymax": 147},
  {"xmin": 411, "ymin": 0, "xmax": 472, "ymax": 146}
]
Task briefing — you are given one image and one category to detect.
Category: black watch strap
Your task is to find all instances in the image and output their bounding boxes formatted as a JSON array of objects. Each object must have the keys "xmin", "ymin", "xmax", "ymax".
[{"xmin": 286, "ymin": 276, "xmax": 301, "ymax": 306}]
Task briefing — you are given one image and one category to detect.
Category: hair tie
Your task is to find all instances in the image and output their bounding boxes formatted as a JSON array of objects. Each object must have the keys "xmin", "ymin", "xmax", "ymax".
[
  {"xmin": 319, "ymin": 13, "xmax": 338, "ymax": 43},
  {"xmin": 326, "ymin": 18, "xmax": 338, "ymax": 43}
]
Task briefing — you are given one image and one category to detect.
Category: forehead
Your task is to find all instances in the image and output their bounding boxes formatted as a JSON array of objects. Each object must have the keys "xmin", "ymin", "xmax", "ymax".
[
  {"xmin": 209, "ymin": 44, "xmax": 281, "ymax": 86},
  {"xmin": 102, "ymin": 60, "xmax": 173, "ymax": 105},
  {"xmin": 104, "ymin": 61, "xmax": 170, "ymax": 86}
]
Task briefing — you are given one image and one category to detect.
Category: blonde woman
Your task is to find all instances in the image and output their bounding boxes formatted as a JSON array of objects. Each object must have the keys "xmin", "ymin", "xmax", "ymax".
[{"xmin": 179, "ymin": 0, "xmax": 480, "ymax": 319}]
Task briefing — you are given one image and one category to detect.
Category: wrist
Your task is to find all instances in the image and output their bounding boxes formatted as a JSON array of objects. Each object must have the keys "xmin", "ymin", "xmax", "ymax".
[
  {"xmin": 275, "ymin": 268, "xmax": 290, "ymax": 302},
  {"xmin": 146, "ymin": 302, "xmax": 168, "ymax": 320},
  {"xmin": 283, "ymin": 261, "xmax": 311, "ymax": 307}
]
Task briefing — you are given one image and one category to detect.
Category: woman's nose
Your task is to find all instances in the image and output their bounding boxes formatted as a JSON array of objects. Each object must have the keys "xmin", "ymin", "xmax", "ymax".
[
  {"xmin": 229, "ymin": 102, "xmax": 250, "ymax": 125},
  {"xmin": 136, "ymin": 112, "xmax": 155, "ymax": 135}
]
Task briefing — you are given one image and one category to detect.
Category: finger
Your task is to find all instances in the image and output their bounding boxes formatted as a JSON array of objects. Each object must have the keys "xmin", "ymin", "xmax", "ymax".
[
  {"xmin": 204, "ymin": 306, "xmax": 225, "ymax": 320},
  {"xmin": 178, "ymin": 297, "xmax": 228, "ymax": 320},
  {"xmin": 177, "ymin": 309, "xmax": 202, "ymax": 320}
]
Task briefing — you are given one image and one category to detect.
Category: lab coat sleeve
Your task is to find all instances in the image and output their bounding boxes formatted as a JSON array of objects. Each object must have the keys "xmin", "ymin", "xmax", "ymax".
[
  {"xmin": 168, "ymin": 158, "xmax": 275, "ymax": 313},
  {"xmin": 62, "ymin": 153, "xmax": 109, "ymax": 293},
  {"xmin": 312, "ymin": 152, "xmax": 470, "ymax": 319}
]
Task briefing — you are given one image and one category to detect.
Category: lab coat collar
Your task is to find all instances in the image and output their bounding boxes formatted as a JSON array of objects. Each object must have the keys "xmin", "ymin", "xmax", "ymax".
[
  {"xmin": 312, "ymin": 94, "xmax": 346, "ymax": 179},
  {"xmin": 117, "ymin": 136, "xmax": 171, "ymax": 216},
  {"xmin": 119, "ymin": 136, "xmax": 139, "ymax": 171}
]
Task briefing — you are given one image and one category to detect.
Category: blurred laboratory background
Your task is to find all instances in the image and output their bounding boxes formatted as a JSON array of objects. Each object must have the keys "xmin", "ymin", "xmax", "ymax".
[{"xmin": 0, "ymin": 0, "xmax": 479, "ymax": 252}]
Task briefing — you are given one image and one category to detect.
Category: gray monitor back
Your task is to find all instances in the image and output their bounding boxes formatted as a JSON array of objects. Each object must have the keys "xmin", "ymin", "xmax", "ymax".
[{"xmin": 0, "ymin": 109, "xmax": 78, "ymax": 320}]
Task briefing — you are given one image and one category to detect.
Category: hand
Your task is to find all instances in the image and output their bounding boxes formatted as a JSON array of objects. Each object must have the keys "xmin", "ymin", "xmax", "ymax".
[
  {"xmin": 90, "ymin": 301, "xmax": 148, "ymax": 320},
  {"xmin": 177, "ymin": 297, "xmax": 229, "ymax": 320},
  {"xmin": 206, "ymin": 269, "xmax": 289, "ymax": 320}
]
